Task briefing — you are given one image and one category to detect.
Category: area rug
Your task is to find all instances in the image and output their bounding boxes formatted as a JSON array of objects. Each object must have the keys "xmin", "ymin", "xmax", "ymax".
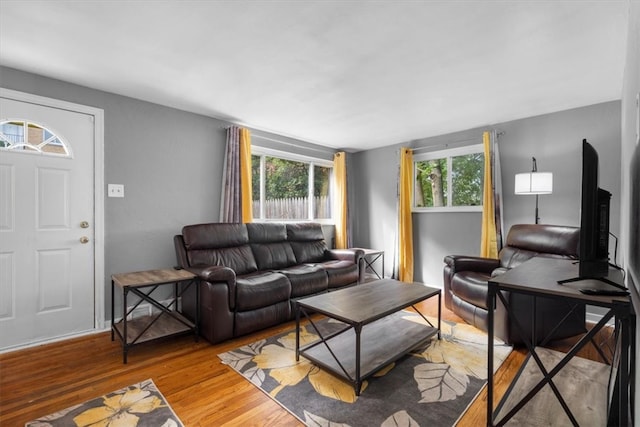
[
  {"xmin": 25, "ymin": 379, "xmax": 183, "ymax": 427},
  {"xmin": 219, "ymin": 312, "xmax": 512, "ymax": 427}
]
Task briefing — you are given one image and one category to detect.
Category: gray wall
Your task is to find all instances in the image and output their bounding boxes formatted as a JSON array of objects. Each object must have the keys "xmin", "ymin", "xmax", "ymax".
[
  {"xmin": 0, "ymin": 66, "xmax": 335, "ymax": 321},
  {"xmin": 1, "ymin": 66, "xmax": 227, "ymax": 320},
  {"xmin": 620, "ymin": 0, "xmax": 640, "ymax": 416},
  {"xmin": 351, "ymin": 101, "xmax": 621, "ymax": 288},
  {"xmin": 0, "ymin": 66, "xmax": 624, "ymax": 318}
]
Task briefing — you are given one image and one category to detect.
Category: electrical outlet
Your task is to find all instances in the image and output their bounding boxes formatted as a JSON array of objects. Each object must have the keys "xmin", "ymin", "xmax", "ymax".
[{"xmin": 108, "ymin": 184, "xmax": 125, "ymax": 198}]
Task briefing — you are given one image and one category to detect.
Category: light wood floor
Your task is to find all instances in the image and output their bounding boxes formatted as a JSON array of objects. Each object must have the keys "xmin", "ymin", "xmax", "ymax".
[{"xmin": 0, "ymin": 297, "xmax": 613, "ymax": 426}]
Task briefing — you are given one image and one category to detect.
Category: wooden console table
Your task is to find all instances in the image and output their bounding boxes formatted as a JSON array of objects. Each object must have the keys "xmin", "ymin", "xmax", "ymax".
[
  {"xmin": 111, "ymin": 268, "xmax": 199, "ymax": 363},
  {"xmin": 487, "ymin": 258, "xmax": 634, "ymax": 426}
]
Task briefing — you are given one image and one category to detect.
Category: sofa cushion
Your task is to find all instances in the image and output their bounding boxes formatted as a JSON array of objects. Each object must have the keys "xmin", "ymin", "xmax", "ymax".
[
  {"xmin": 246, "ymin": 223, "xmax": 287, "ymax": 243},
  {"xmin": 290, "ymin": 241, "xmax": 326, "ymax": 263},
  {"xmin": 286, "ymin": 223, "xmax": 328, "ymax": 263},
  {"xmin": 501, "ymin": 224, "xmax": 579, "ymax": 267},
  {"xmin": 235, "ymin": 301, "xmax": 291, "ymax": 337},
  {"xmin": 182, "ymin": 223, "xmax": 258, "ymax": 275},
  {"xmin": 450, "ymin": 271, "xmax": 491, "ymax": 309},
  {"xmin": 235, "ymin": 272, "xmax": 291, "ymax": 311},
  {"xmin": 278, "ymin": 264, "xmax": 328, "ymax": 297},
  {"xmin": 182, "ymin": 223, "xmax": 249, "ymax": 249},
  {"xmin": 315, "ymin": 260, "xmax": 359, "ymax": 288},
  {"xmin": 187, "ymin": 246, "xmax": 258, "ymax": 276},
  {"xmin": 286, "ymin": 223, "xmax": 325, "ymax": 241},
  {"xmin": 251, "ymin": 243, "xmax": 297, "ymax": 270}
]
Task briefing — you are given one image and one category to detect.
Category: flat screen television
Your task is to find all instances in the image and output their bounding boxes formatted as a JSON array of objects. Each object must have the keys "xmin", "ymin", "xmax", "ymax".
[{"xmin": 559, "ymin": 139, "xmax": 625, "ymax": 290}]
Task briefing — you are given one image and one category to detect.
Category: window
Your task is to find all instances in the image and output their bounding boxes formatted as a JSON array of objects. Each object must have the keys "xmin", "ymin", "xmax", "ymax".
[
  {"xmin": 251, "ymin": 147, "xmax": 333, "ymax": 221},
  {"xmin": 413, "ymin": 144, "xmax": 484, "ymax": 212},
  {"xmin": 0, "ymin": 120, "xmax": 70, "ymax": 157}
]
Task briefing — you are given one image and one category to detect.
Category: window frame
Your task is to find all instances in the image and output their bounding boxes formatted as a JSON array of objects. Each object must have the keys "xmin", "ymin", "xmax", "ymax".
[
  {"xmin": 251, "ymin": 145, "xmax": 335, "ymax": 223},
  {"xmin": 412, "ymin": 143, "xmax": 484, "ymax": 213},
  {"xmin": 0, "ymin": 119, "xmax": 71, "ymax": 157}
]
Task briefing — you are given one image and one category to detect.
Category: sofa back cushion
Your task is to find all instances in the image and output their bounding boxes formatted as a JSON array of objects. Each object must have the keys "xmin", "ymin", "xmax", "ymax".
[
  {"xmin": 499, "ymin": 224, "xmax": 579, "ymax": 269},
  {"xmin": 181, "ymin": 223, "xmax": 258, "ymax": 275},
  {"xmin": 247, "ymin": 223, "xmax": 296, "ymax": 270},
  {"xmin": 286, "ymin": 223, "xmax": 327, "ymax": 263}
]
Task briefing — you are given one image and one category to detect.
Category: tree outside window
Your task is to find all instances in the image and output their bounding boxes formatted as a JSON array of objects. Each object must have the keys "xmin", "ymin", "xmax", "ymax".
[{"xmin": 414, "ymin": 145, "xmax": 484, "ymax": 211}]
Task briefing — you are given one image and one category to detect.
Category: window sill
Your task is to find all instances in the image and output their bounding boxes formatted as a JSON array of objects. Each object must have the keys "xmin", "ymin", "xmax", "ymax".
[
  {"xmin": 412, "ymin": 206, "xmax": 483, "ymax": 213},
  {"xmin": 253, "ymin": 219, "xmax": 335, "ymax": 225}
]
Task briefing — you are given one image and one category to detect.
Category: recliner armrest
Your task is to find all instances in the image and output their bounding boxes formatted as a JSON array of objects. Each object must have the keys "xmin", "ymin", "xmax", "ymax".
[{"xmin": 443, "ymin": 255, "xmax": 500, "ymax": 275}]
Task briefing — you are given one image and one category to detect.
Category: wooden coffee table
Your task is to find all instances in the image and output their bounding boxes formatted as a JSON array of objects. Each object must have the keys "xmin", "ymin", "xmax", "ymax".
[{"xmin": 295, "ymin": 278, "xmax": 441, "ymax": 395}]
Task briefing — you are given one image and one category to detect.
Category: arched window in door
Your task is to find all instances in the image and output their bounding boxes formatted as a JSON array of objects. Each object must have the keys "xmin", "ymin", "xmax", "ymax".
[{"xmin": 0, "ymin": 120, "xmax": 70, "ymax": 157}]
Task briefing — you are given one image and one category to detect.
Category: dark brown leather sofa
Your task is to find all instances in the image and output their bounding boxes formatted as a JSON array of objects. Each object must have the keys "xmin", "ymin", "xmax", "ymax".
[
  {"xmin": 174, "ymin": 222, "xmax": 363, "ymax": 344},
  {"xmin": 443, "ymin": 224, "xmax": 587, "ymax": 345}
]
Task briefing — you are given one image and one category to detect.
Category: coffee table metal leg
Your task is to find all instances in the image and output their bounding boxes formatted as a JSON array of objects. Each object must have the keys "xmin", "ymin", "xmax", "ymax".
[
  {"xmin": 295, "ymin": 303, "xmax": 300, "ymax": 361},
  {"xmin": 355, "ymin": 324, "xmax": 362, "ymax": 396},
  {"xmin": 438, "ymin": 293, "xmax": 442, "ymax": 339}
]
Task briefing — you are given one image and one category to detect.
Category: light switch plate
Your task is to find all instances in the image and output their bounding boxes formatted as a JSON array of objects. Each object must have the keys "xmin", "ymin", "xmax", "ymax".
[{"xmin": 108, "ymin": 184, "xmax": 125, "ymax": 198}]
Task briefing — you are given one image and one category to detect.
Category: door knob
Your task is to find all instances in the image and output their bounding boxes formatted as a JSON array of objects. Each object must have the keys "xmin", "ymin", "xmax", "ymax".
[
  {"xmin": 80, "ymin": 221, "xmax": 89, "ymax": 228},
  {"xmin": 80, "ymin": 236, "xmax": 89, "ymax": 244}
]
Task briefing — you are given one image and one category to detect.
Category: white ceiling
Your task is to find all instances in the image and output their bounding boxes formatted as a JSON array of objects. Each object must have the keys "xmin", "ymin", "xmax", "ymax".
[{"xmin": 0, "ymin": 1, "xmax": 629, "ymax": 152}]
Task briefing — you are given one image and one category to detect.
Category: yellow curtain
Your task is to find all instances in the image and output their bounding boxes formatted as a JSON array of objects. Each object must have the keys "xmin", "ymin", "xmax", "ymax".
[
  {"xmin": 480, "ymin": 131, "xmax": 498, "ymax": 258},
  {"xmin": 239, "ymin": 128, "xmax": 253, "ymax": 224},
  {"xmin": 334, "ymin": 152, "xmax": 348, "ymax": 249},
  {"xmin": 398, "ymin": 147, "xmax": 414, "ymax": 282}
]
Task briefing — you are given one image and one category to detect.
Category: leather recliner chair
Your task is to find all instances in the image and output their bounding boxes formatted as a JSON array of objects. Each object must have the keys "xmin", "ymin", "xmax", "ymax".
[{"xmin": 443, "ymin": 224, "xmax": 587, "ymax": 345}]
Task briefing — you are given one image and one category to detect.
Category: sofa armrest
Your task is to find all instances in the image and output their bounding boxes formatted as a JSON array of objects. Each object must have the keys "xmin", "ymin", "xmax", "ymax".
[
  {"xmin": 186, "ymin": 264, "xmax": 237, "ymax": 310},
  {"xmin": 326, "ymin": 248, "xmax": 365, "ymax": 263},
  {"xmin": 443, "ymin": 255, "xmax": 500, "ymax": 275},
  {"xmin": 327, "ymin": 248, "xmax": 365, "ymax": 282}
]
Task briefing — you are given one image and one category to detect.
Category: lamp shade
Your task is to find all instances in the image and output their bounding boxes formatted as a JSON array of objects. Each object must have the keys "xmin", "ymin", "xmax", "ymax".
[{"xmin": 514, "ymin": 172, "xmax": 553, "ymax": 195}]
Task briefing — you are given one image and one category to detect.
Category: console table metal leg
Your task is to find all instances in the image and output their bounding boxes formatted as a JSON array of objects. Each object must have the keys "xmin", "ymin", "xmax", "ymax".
[
  {"xmin": 195, "ymin": 279, "xmax": 200, "ymax": 341},
  {"xmin": 295, "ymin": 303, "xmax": 300, "ymax": 362},
  {"xmin": 487, "ymin": 285, "xmax": 495, "ymax": 426},
  {"xmin": 123, "ymin": 287, "xmax": 128, "ymax": 364},
  {"xmin": 110, "ymin": 279, "xmax": 115, "ymax": 341},
  {"xmin": 437, "ymin": 293, "xmax": 442, "ymax": 339}
]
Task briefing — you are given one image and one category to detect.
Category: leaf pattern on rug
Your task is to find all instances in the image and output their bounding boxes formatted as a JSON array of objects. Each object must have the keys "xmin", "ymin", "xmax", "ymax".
[
  {"xmin": 26, "ymin": 379, "xmax": 182, "ymax": 427},
  {"xmin": 253, "ymin": 328, "xmax": 319, "ymax": 394},
  {"xmin": 308, "ymin": 365, "xmax": 367, "ymax": 403},
  {"xmin": 218, "ymin": 339, "xmax": 266, "ymax": 371},
  {"xmin": 266, "ymin": 327, "xmax": 369, "ymax": 402},
  {"xmin": 72, "ymin": 382, "xmax": 165, "ymax": 426},
  {"xmin": 421, "ymin": 339, "xmax": 489, "ymax": 379},
  {"xmin": 414, "ymin": 362, "xmax": 469, "ymax": 403},
  {"xmin": 218, "ymin": 312, "xmax": 513, "ymax": 426},
  {"xmin": 264, "ymin": 348, "xmax": 314, "ymax": 396},
  {"xmin": 406, "ymin": 313, "xmax": 510, "ymax": 380},
  {"xmin": 381, "ymin": 410, "xmax": 420, "ymax": 427},
  {"xmin": 304, "ymin": 410, "xmax": 352, "ymax": 426}
]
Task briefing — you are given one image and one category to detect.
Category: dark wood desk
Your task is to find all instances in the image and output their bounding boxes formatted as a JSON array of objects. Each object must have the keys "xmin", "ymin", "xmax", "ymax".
[{"xmin": 487, "ymin": 258, "xmax": 634, "ymax": 426}]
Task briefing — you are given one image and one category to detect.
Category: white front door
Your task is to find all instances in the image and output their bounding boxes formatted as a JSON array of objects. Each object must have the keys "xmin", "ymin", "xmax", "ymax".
[{"xmin": 0, "ymin": 95, "xmax": 97, "ymax": 350}]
